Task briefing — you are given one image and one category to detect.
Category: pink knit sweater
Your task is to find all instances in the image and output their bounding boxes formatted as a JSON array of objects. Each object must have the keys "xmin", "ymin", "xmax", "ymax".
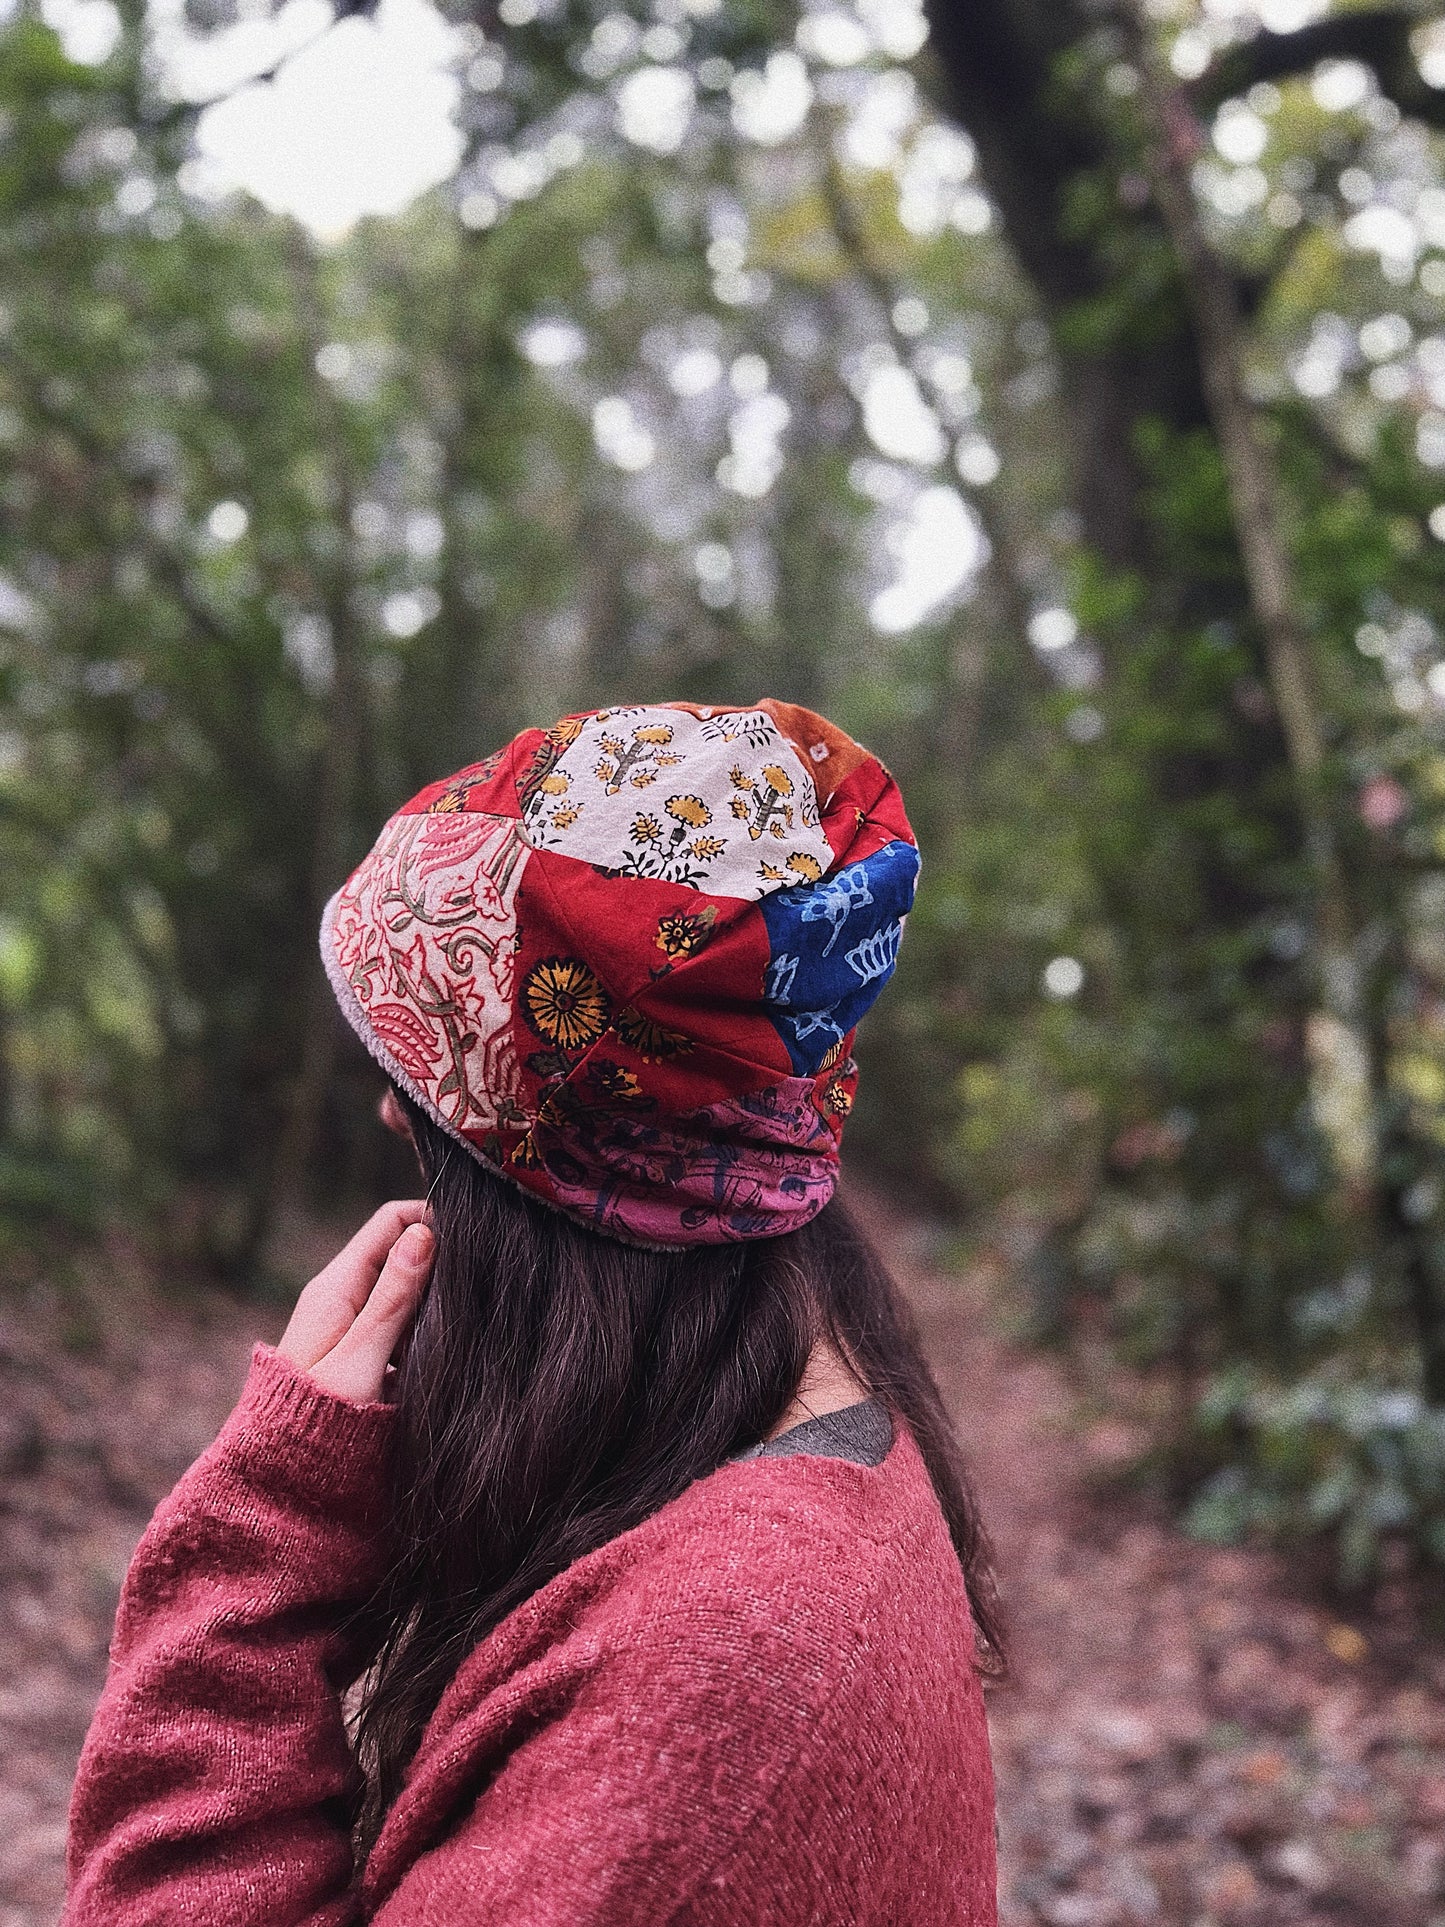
[{"xmin": 64, "ymin": 1346, "xmax": 997, "ymax": 1925}]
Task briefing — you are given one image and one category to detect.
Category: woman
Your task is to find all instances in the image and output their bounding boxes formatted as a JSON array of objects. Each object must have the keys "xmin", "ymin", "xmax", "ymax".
[{"xmin": 64, "ymin": 699, "xmax": 1002, "ymax": 1925}]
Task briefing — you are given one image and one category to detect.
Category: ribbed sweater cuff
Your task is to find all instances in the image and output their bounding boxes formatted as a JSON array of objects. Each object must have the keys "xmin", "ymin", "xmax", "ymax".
[{"xmin": 222, "ymin": 1343, "xmax": 396, "ymax": 1510}]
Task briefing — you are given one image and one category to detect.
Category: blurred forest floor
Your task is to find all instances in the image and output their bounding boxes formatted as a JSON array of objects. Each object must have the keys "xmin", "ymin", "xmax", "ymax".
[{"xmin": 4, "ymin": 1203, "xmax": 1445, "ymax": 1927}]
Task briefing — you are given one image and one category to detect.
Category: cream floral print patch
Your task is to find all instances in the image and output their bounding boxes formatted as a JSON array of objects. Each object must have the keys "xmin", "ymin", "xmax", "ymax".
[{"xmin": 520, "ymin": 705, "xmax": 833, "ymax": 899}]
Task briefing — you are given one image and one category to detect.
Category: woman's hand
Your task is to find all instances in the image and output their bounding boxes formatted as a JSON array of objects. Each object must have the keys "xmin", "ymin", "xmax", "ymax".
[{"xmin": 278, "ymin": 1201, "xmax": 435, "ymax": 1404}]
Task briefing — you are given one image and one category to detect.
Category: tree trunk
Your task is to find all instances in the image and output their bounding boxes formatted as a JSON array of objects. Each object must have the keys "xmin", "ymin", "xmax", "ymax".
[
  {"xmin": 919, "ymin": 0, "xmax": 1210, "ymax": 571},
  {"xmin": 405, "ymin": 219, "xmax": 535, "ymax": 786},
  {"xmin": 916, "ymin": 0, "xmax": 1384, "ymax": 1322},
  {"xmin": 1127, "ymin": 18, "xmax": 1377, "ymax": 1210}
]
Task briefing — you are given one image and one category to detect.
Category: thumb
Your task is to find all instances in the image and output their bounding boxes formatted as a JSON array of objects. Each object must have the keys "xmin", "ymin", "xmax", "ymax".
[{"xmin": 307, "ymin": 1221, "xmax": 435, "ymax": 1404}]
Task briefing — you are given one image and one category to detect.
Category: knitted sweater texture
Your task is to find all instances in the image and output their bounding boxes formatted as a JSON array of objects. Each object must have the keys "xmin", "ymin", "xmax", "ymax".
[{"xmin": 64, "ymin": 1345, "xmax": 998, "ymax": 1925}]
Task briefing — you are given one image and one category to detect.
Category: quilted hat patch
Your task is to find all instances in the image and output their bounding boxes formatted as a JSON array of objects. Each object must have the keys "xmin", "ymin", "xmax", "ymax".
[{"xmin": 320, "ymin": 699, "xmax": 918, "ymax": 1246}]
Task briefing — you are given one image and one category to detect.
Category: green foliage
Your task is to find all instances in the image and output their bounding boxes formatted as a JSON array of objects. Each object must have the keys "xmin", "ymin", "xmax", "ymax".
[{"xmin": 1188, "ymin": 1365, "xmax": 1445, "ymax": 1587}]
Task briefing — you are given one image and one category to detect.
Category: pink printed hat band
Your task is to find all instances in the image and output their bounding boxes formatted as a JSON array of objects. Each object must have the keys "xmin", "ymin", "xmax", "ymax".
[{"xmin": 320, "ymin": 699, "xmax": 919, "ymax": 1247}]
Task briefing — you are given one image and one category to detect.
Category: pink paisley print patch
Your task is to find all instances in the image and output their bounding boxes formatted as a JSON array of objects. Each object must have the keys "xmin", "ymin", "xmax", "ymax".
[{"xmin": 499, "ymin": 1073, "xmax": 844, "ymax": 1245}]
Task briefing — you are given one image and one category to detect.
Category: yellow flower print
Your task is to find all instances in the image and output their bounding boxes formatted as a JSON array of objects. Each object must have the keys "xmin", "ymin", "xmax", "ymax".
[
  {"xmin": 522, "ymin": 957, "xmax": 611, "ymax": 1052},
  {"xmin": 428, "ymin": 789, "xmax": 465, "ymax": 813},
  {"xmin": 519, "ymin": 718, "xmax": 582, "ymax": 810},
  {"xmin": 822, "ymin": 1074, "xmax": 854, "ymax": 1117},
  {"xmin": 786, "ymin": 852, "xmax": 823, "ymax": 883},
  {"xmin": 616, "ymin": 1005, "xmax": 695, "ymax": 1061},
  {"xmin": 632, "ymin": 812, "xmax": 664, "ymax": 845},
  {"xmin": 665, "ymin": 794, "xmax": 712, "ymax": 829},
  {"xmin": 509, "ymin": 1130, "xmax": 546, "ymax": 1168},
  {"xmin": 586, "ymin": 1060, "xmax": 646, "ymax": 1103},
  {"xmin": 595, "ymin": 723, "xmax": 684, "ymax": 794},
  {"xmin": 732, "ymin": 761, "xmax": 798, "ymax": 841},
  {"xmin": 550, "ymin": 806, "xmax": 582, "ymax": 830},
  {"xmin": 538, "ymin": 773, "xmax": 570, "ymax": 796},
  {"xmin": 689, "ymin": 835, "xmax": 725, "ymax": 861},
  {"xmin": 655, "ymin": 905, "xmax": 718, "ymax": 959}
]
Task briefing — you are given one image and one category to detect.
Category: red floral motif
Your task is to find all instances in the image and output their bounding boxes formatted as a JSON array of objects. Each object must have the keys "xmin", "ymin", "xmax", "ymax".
[
  {"xmin": 366, "ymin": 1001, "xmax": 441, "ymax": 1081},
  {"xmin": 409, "ymin": 814, "xmax": 514, "ymax": 922}
]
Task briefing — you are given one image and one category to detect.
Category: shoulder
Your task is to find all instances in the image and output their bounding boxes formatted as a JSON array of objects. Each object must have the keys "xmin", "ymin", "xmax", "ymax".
[
  {"xmin": 425, "ymin": 1425, "xmax": 969, "ymax": 1760},
  {"xmin": 550, "ymin": 1437, "xmax": 955, "ymax": 1798},
  {"xmin": 590, "ymin": 1427, "xmax": 961, "ymax": 1689},
  {"xmin": 654, "ymin": 1418, "xmax": 947, "ymax": 1570}
]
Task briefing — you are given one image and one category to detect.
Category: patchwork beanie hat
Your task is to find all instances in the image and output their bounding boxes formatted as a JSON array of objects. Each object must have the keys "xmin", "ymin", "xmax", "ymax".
[{"xmin": 321, "ymin": 699, "xmax": 918, "ymax": 1246}]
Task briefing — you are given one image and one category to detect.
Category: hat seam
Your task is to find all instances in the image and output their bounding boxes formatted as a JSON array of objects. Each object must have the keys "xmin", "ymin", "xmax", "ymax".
[
  {"xmin": 510, "ymin": 700, "xmax": 842, "ymax": 915},
  {"xmin": 508, "ymin": 709, "xmax": 594, "ymax": 836}
]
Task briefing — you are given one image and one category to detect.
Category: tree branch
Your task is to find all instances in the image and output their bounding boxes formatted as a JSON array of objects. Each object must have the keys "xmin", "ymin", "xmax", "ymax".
[
  {"xmin": 1196, "ymin": 6, "xmax": 1445, "ymax": 128},
  {"xmin": 0, "ymin": 346, "xmax": 246, "ymax": 654}
]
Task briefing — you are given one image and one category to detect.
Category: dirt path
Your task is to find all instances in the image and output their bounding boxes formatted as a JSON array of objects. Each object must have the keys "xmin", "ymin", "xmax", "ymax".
[
  {"xmin": 894, "ymin": 1218, "xmax": 1445, "ymax": 1927},
  {"xmin": 2, "ymin": 1215, "xmax": 1444, "ymax": 1926}
]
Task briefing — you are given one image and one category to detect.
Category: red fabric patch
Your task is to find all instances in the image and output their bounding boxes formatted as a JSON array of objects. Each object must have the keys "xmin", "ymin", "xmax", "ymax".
[{"xmin": 818, "ymin": 756, "xmax": 915, "ymax": 869}]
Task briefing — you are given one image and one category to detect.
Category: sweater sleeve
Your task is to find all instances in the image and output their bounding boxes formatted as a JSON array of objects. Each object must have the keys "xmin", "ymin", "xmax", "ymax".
[{"xmin": 63, "ymin": 1344, "xmax": 395, "ymax": 1927}]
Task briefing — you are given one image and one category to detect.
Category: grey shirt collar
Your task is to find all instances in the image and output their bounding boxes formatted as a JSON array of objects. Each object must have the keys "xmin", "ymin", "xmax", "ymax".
[{"xmin": 731, "ymin": 1399, "xmax": 893, "ymax": 1468}]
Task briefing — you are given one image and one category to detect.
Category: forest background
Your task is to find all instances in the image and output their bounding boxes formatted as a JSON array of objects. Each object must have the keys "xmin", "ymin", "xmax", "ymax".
[{"xmin": 5, "ymin": 0, "xmax": 1445, "ymax": 1589}]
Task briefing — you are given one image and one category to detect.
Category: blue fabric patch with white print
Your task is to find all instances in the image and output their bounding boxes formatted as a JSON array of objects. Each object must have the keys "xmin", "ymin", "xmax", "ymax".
[{"xmin": 759, "ymin": 838, "xmax": 920, "ymax": 1075}]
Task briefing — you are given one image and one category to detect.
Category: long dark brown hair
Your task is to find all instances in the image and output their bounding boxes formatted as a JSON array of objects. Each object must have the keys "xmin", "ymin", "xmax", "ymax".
[{"xmin": 347, "ymin": 1089, "xmax": 1003, "ymax": 1844}]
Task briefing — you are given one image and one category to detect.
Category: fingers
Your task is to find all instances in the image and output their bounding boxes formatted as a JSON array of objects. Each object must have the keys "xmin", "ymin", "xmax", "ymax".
[
  {"xmin": 344, "ymin": 1222, "xmax": 434, "ymax": 1356},
  {"xmin": 278, "ymin": 1200, "xmax": 430, "ymax": 1372},
  {"xmin": 304, "ymin": 1221, "xmax": 435, "ymax": 1405},
  {"xmin": 314, "ymin": 1200, "xmax": 430, "ymax": 1314}
]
